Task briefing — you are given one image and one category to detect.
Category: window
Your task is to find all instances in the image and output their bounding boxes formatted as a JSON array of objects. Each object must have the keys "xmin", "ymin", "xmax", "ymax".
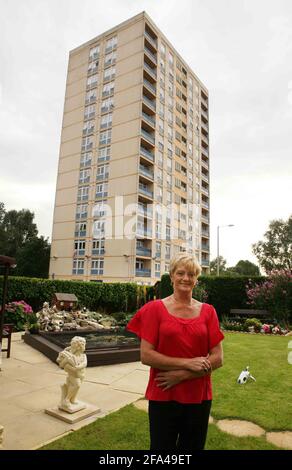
[
  {"xmin": 159, "ymin": 118, "xmax": 164, "ymax": 134},
  {"xmin": 155, "ymin": 262, "xmax": 161, "ymax": 277},
  {"xmin": 76, "ymin": 204, "xmax": 88, "ymax": 219},
  {"xmin": 165, "ymin": 244, "xmax": 171, "ymax": 259},
  {"xmin": 165, "ymin": 263, "xmax": 170, "ymax": 272},
  {"xmin": 84, "ymin": 105, "xmax": 95, "ymax": 120},
  {"xmin": 168, "ymin": 96, "xmax": 173, "ymax": 109},
  {"xmin": 88, "ymin": 60, "xmax": 98, "ymax": 74},
  {"xmin": 156, "ymin": 241, "xmax": 161, "ymax": 256},
  {"xmin": 79, "ymin": 169, "xmax": 90, "ymax": 184},
  {"xmin": 92, "ymin": 239, "xmax": 105, "ymax": 255},
  {"xmin": 87, "ymin": 74, "xmax": 98, "ymax": 88},
  {"xmin": 160, "ymin": 58, "xmax": 165, "ymax": 73},
  {"xmin": 167, "ymin": 173, "xmax": 172, "ymax": 188},
  {"xmin": 80, "ymin": 152, "xmax": 92, "ymax": 168},
  {"xmin": 156, "ymin": 222, "xmax": 162, "ymax": 238},
  {"xmin": 102, "ymin": 81, "xmax": 115, "ymax": 97},
  {"xmin": 168, "ymin": 81, "xmax": 174, "ymax": 96},
  {"xmin": 75, "ymin": 222, "xmax": 87, "ymax": 237},
  {"xmin": 160, "ymin": 43, "xmax": 166, "ymax": 56},
  {"xmin": 166, "ymin": 226, "xmax": 171, "ymax": 240},
  {"xmin": 104, "ymin": 51, "xmax": 117, "ymax": 67},
  {"xmin": 101, "ymin": 97, "xmax": 114, "ymax": 113},
  {"xmin": 157, "ymin": 168, "xmax": 163, "ymax": 184},
  {"xmin": 96, "ymin": 164, "xmax": 109, "ymax": 180},
  {"xmin": 93, "ymin": 200, "xmax": 107, "ymax": 218},
  {"xmin": 83, "ymin": 120, "xmax": 94, "ymax": 135},
  {"xmin": 158, "ymin": 138, "xmax": 164, "ymax": 151},
  {"xmin": 156, "ymin": 186, "xmax": 163, "ymax": 203},
  {"xmin": 104, "ymin": 66, "xmax": 116, "ymax": 82},
  {"xmin": 74, "ymin": 240, "xmax": 86, "ymax": 256},
  {"xmin": 157, "ymin": 151, "xmax": 163, "ymax": 167},
  {"xmin": 95, "ymin": 182, "xmax": 108, "ymax": 198},
  {"xmin": 91, "ymin": 259, "xmax": 104, "ymax": 275},
  {"xmin": 89, "ymin": 45, "xmax": 100, "ymax": 61},
  {"xmin": 93, "ymin": 219, "xmax": 105, "ymax": 237},
  {"xmin": 167, "ymin": 141, "xmax": 173, "ymax": 157},
  {"xmin": 85, "ymin": 90, "xmax": 96, "ymax": 104},
  {"xmin": 99, "ymin": 129, "xmax": 111, "ymax": 145},
  {"xmin": 160, "ymin": 74, "xmax": 165, "ymax": 88},
  {"xmin": 167, "ymin": 125, "xmax": 173, "ymax": 141},
  {"xmin": 167, "ymin": 191, "xmax": 172, "ymax": 203},
  {"xmin": 98, "ymin": 146, "xmax": 110, "ymax": 162},
  {"xmin": 159, "ymin": 102, "xmax": 164, "ymax": 118},
  {"xmin": 167, "ymin": 157, "xmax": 172, "ymax": 172},
  {"xmin": 77, "ymin": 186, "xmax": 89, "ymax": 202},
  {"xmin": 105, "ymin": 36, "xmax": 117, "ymax": 53},
  {"xmin": 169, "ymin": 52, "xmax": 174, "ymax": 68},
  {"xmin": 81, "ymin": 136, "xmax": 93, "ymax": 152},
  {"xmin": 100, "ymin": 113, "xmax": 112, "ymax": 129},
  {"xmin": 72, "ymin": 259, "xmax": 84, "ymax": 275}
]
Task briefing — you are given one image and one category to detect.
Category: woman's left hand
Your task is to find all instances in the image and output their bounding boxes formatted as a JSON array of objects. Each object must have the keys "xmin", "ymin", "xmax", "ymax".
[{"xmin": 155, "ymin": 370, "xmax": 188, "ymax": 390}]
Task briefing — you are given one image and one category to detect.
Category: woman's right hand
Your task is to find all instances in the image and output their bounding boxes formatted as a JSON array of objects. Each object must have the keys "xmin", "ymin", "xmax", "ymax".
[{"xmin": 185, "ymin": 356, "xmax": 211, "ymax": 374}]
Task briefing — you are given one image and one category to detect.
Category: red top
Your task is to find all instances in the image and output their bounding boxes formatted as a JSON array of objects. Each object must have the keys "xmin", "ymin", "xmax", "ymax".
[{"xmin": 126, "ymin": 300, "xmax": 224, "ymax": 404}]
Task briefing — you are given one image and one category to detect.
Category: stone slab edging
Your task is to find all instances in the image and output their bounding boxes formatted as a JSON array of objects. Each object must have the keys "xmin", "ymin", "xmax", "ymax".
[{"xmin": 133, "ymin": 399, "xmax": 292, "ymax": 450}]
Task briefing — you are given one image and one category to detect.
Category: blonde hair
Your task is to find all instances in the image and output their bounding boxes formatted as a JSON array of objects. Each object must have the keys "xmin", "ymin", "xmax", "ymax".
[{"xmin": 169, "ymin": 253, "xmax": 201, "ymax": 278}]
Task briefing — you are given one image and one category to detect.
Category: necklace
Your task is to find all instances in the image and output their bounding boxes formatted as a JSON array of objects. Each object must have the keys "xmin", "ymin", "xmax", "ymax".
[{"xmin": 172, "ymin": 294, "xmax": 193, "ymax": 307}]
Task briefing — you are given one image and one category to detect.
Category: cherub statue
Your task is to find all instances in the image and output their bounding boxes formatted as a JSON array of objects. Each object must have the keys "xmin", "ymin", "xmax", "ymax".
[{"xmin": 57, "ymin": 336, "xmax": 87, "ymax": 412}]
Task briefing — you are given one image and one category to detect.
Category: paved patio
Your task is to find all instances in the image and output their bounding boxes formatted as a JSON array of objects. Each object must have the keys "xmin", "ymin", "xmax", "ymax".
[{"xmin": 0, "ymin": 332, "xmax": 148, "ymax": 450}]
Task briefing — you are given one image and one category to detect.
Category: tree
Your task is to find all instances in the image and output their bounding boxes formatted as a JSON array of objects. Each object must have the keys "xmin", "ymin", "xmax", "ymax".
[
  {"xmin": 252, "ymin": 216, "xmax": 292, "ymax": 273},
  {"xmin": 0, "ymin": 202, "xmax": 50, "ymax": 278},
  {"xmin": 210, "ymin": 256, "xmax": 227, "ymax": 275},
  {"xmin": 14, "ymin": 236, "xmax": 51, "ymax": 278},
  {"xmin": 227, "ymin": 260, "xmax": 260, "ymax": 276},
  {"xmin": 0, "ymin": 207, "xmax": 38, "ymax": 257}
]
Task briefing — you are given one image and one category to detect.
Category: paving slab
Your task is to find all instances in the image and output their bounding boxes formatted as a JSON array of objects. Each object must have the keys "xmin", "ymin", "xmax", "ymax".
[
  {"xmin": 266, "ymin": 431, "xmax": 292, "ymax": 450},
  {"xmin": 217, "ymin": 419, "xmax": 265, "ymax": 437},
  {"xmin": 110, "ymin": 369, "xmax": 149, "ymax": 394}
]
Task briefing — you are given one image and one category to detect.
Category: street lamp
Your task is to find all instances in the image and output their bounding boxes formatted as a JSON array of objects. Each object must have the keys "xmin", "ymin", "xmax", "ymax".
[{"xmin": 216, "ymin": 225, "xmax": 235, "ymax": 276}]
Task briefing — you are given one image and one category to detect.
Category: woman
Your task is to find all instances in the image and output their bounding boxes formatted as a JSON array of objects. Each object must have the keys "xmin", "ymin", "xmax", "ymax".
[{"xmin": 127, "ymin": 253, "xmax": 224, "ymax": 451}]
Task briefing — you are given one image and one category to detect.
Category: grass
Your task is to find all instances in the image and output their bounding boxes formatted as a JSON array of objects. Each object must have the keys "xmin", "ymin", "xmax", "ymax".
[
  {"xmin": 211, "ymin": 332, "xmax": 292, "ymax": 430},
  {"xmin": 41, "ymin": 404, "xmax": 280, "ymax": 450},
  {"xmin": 41, "ymin": 332, "xmax": 292, "ymax": 450}
]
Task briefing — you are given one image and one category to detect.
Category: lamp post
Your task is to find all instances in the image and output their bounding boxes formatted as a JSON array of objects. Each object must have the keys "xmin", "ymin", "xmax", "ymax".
[{"xmin": 216, "ymin": 225, "xmax": 234, "ymax": 276}]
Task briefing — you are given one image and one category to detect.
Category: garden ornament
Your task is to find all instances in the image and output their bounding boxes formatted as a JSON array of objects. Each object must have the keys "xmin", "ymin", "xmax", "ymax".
[{"xmin": 237, "ymin": 366, "xmax": 256, "ymax": 384}]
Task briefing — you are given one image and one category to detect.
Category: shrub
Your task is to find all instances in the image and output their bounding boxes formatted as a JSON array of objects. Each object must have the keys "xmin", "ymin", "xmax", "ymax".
[
  {"xmin": 3, "ymin": 300, "xmax": 35, "ymax": 331},
  {"xmin": 246, "ymin": 270, "xmax": 292, "ymax": 327},
  {"xmin": 244, "ymin": 318, "xmax": 262, "ymax": 333}
]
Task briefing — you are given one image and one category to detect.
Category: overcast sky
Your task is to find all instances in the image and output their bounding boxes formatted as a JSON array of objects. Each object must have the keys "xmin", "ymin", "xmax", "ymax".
[{"xmin": 0, "ymin": 0, "xmax": 291, "ymax": 268}]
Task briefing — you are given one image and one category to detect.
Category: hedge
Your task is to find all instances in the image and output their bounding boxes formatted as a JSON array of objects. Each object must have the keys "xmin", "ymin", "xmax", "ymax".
[
  {"xmin": 0, "ymin": 276, "xmax": 155, "ymax": 313},
  {"xmin": 158, "ymin": 273, "xmax": 266, "ymax": 318}
]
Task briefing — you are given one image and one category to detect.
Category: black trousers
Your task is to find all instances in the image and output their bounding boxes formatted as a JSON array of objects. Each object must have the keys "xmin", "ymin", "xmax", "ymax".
[{"xmin": 148, "ymin": 400, "xmax": 212, "ymax": 451}]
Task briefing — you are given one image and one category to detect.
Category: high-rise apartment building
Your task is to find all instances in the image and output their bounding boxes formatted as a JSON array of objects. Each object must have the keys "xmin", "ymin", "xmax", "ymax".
[{"xmin": 49, "ymin": 12, "xmax": 210, "ymax": 284}]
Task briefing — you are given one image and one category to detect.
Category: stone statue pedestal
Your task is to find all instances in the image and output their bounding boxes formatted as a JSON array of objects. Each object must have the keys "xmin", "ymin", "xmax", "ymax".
[
  {"xmin": 59, "ymin": 401, "xmax": 87, "ymax": 414},
  {"xmin": 45, "ymin": 403, "xmax": 100, "ymax": 424}
]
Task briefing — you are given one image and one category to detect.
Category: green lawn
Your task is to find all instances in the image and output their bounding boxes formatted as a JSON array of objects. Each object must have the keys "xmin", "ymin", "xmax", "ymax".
[
  {"xmin": 211, "ymin": 332, "xmax": 292, "ymax": 430},
  {"xmin": 41, "ymin": 332, "xmax": 292, "ymax": 450}
]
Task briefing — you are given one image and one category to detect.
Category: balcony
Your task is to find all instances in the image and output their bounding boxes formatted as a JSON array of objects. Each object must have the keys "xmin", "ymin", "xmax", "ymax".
[
  {"xmin": 83, "ymin": 127, "xmax": 94, "ymax": 136},
  {"xmin": 136, "ymin": 268, "xmax": 151, "ymax": 277},
  {"xmin": 143, "ymin": 94, "xmax": 156, "ymax": 112},
  {"xmin": 144, "ymin": 46, "xmax": 157, "ymax": 65},
  {"xmin": 85, "ymin": 96, "xmax": 96, "ymax": 105},
  {"xmin": 72, "ymin": 269, "xmax": 84, "ymax": 275},
  {"xmin": 142, "ymin": 111, "xmax": 155, "ymax": 129},
  {"xmin": 137, "ymin": 227, "xmax": 152, "ymax": 238},
  {"xmin": 201, "ymin": 133, "xmax": 209, "ymax": 145},
  {"xmin": 201, "ymin": 201, "xmax": 209, "ymax": 209},
  {"xmin": 201, "ymin": 146, "xmax": 209, "ymax": 157},
  {"xmin": 201, "ymin": 173, "xmax": 209, "ymax": 184},
  {"xmin": 201, "ymin": 121, "xmax": 209, "ymax": 133},
  {"xmin": 201, "ymin": 95, "xmax": 208, "ymax": 108},
  {"xmin": 137, "ymin": 205, "xmax": 153, "ymax": 218},
  {"xmin": 77, "ymin": 194, "xmax": 88, "ymax": 202},
  {"xmin": 139, "ymin": 184, "xmax": 153, "ymax": 199},
  {"xmin": 144, "ymin": 30, "xmax": 157, "ymax": 49},
  {"xmin": 201, "ymin": 108, "xmax": 208, "ymax": 120},
  {"xmin": 201, "ymin": 186, "xmax": 209, "ymax": 196},
  {"xmin": 141, "ymin": 128, "xmax": 155, "ymax": 145},
  {"xmin": 201, "ymin": 259, "xmax": 209, "ymax": 267},
  {"xmin": 144, "ymin": 62, "xmax": 157, "ymax": 80},
  {"xmin": 139, "ymin": 164, "xmax": 154, "ymax": 181},
  {"xmin": 136, "ymin": 246, "xmax": 152, "ymax": 257},
  {"xmin": 95, "ymin": 191, "xmax": 108, "ymax": 199},
  {"xmin": 201, "ymin": 229, "xmax": 209, "ymax": 237},
  {"xmin": 76, "ymin": 212, "xmax": 87, "ymax": 220},
  {"xmin": 81, "ymin": 142, "xmax": 93, "ymax": 152},
  {"xmin": 201, "ymin": 214, "xmax": 209, "ymax": 223},
  {"xmin": 201, "ymin": 243, "xmax": 209, "ymax": 251},
  {"xmin": 201, "ymin": 159, "xmax": 209, "ymax": 170},
  {"xmin": 80, "ymin": 159, "xmax": 91, "ymax": 168},
  {"xmin": 91, "ymin": 269, "xmax": 103, "ymax": 275},
  {"xmin": 92, "ymin": 248, "xmax": 105, "ymax": 256},
  {"xmin": 143, "ymin": 78, "xmax": 156, "ymax": 96},
  {"xmin": 140, "ymin": 146, "xmax": 154, "ymax": 162},
  {"xmin": 96, "ymin": 172, "xmax": 109, "ymax": 181},
  {"xmin": 74, "ymin": 231, "xmax": 86, "ymax": 237}
]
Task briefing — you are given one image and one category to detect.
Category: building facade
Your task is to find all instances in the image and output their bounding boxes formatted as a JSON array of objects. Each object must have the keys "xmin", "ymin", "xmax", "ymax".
[{"xmin": 49, "ymin": 12, "xmax": 210, "ymax": 284}]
